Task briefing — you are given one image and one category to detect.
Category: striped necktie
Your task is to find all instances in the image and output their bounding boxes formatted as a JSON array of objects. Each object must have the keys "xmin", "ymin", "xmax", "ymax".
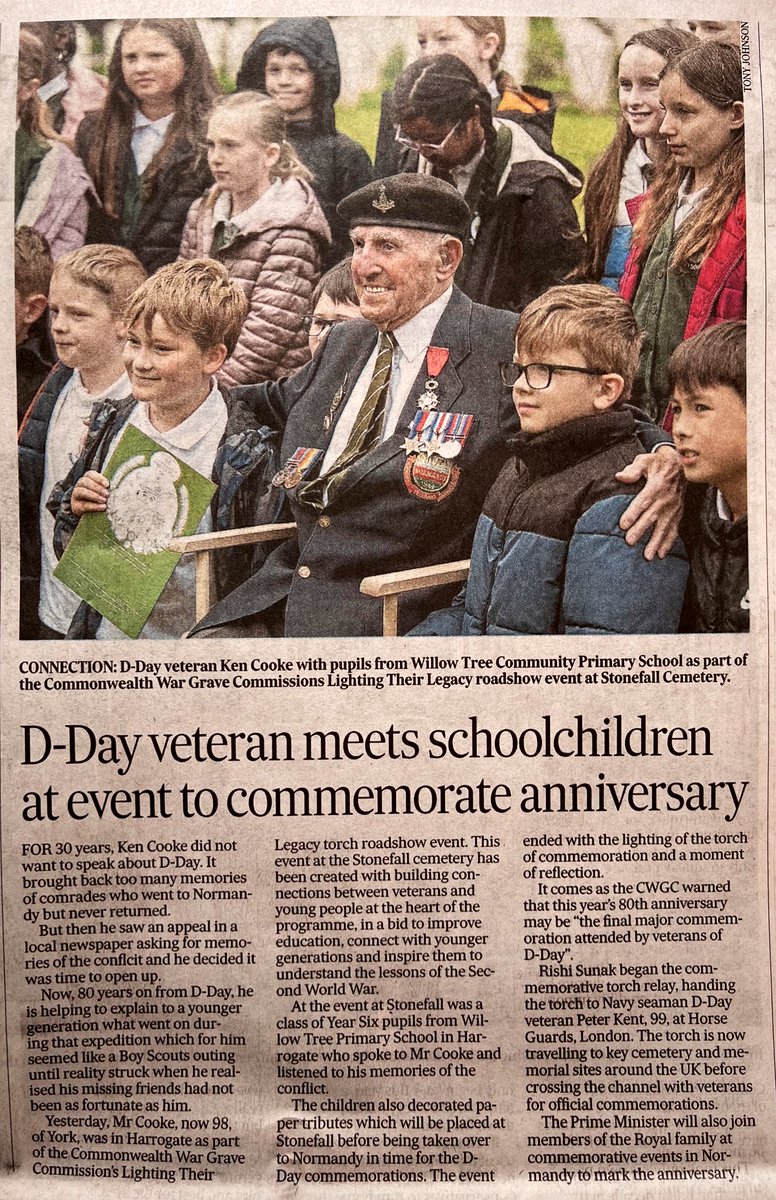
[{"xmin": 296, "ymin": 331, "xmax": 397, "ymax": 509}]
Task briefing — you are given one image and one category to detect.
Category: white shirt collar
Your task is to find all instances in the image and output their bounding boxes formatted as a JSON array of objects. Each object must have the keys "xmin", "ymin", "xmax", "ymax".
[
  {"xmin": 677, "ymin": 172, "xmax": 708, "ymax": 208},
  {"xmin": 39, "ymin": 70, "xmax": 68, "ymax": 101},
  {"xmin": 451, "ymin": 143, "xmax": 486, "ymax": 195},
  {"xmin": 716, "ymin": 489, "xmax": 733, "ymax": 521},
  {"xmin": 134, "ymin": 381, "xmax": 226, "ymax": 451},
  {"xmin": 133, "ymin": 109, "xmax": 175, "ymax": 136},
  {"xmin": 70, "ymin": 368, "xmax": 133, "ymax": 403},
  {"xmin": 391, "ymin": 287, "xmax": 453, "ymax": 365}
]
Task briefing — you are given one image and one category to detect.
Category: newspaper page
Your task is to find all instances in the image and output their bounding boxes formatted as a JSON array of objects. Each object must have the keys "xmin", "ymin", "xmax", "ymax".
[{"xmin": 1, "ymin": 7, "xmax": 774, "ymax": 1200}]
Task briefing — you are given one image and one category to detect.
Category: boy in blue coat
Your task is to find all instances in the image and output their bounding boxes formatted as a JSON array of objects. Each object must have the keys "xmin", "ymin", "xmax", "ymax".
[{"xmin": 410, "ymin": 284, "xmax": 688, "ymax": 636}]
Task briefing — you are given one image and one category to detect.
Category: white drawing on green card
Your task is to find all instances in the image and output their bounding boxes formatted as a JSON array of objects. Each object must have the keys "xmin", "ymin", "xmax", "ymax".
[{"xmin": 107, "ymin": 452, "xmax": 191, "ymax": 555}]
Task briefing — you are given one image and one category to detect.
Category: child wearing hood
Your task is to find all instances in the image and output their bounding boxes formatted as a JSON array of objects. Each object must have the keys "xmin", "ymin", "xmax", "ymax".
[{"xmin": 236, "ymin": 17, "xmax": 372, "ymax": 267}]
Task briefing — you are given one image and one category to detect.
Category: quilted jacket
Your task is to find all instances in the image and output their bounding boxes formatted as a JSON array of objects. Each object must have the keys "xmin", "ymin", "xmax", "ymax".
[
  {"xmin": 409, "ymin": 409, "xmax": 688, "ymax": 637},
  {"xmin": 180, "ymin": 178, "xmax": 330, "ymax": 386}
]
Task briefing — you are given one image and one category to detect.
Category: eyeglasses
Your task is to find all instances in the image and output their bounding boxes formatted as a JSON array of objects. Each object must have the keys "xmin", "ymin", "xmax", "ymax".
[
  {"xmin": 394, "ymin": 119, "xmax": 463, "ymax": 155},
  {"xmin": 303, "ymin": 315, "xmax": 354, "ymax": 334},
  {"xmin": 499, "ymin": 362, "xmax": 606, "ymax": 390}
]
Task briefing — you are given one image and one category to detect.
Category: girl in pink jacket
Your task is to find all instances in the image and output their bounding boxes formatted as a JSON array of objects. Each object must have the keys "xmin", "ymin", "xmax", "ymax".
[{"xmin": 180, "ymin": 93, "xmax": 331, "ymax": 386}]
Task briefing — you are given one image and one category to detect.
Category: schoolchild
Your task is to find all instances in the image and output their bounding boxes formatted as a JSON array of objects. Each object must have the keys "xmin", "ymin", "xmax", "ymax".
[
  {"xmin": 180, "ymin": 93, "xmax": 330, "ymax": 386},
  {"xmin": 575, "ymin": 26, "xmax": 696, "ymax": 290},
  {"xmin": 304, "ymin": 257, "xmax": 360, "ymax": 358},
  {"xmin": 16, "ymin": 29, "xmax": 96, "ymax": 261},
  {"xmin": 390, "ymin": 54, "xmax": 583, "ymax": 311},
  {"xmin": 23, "ymin": 21, "xmax": 107, "ymax": 143},
  {"xmin": 15, "ymin": 226, "xmax": 54, "ymax": 426},
  {"xmin": 619, "ymin": 42, "xmax": 745, "ymax": 422},
  {"xmin": 686, "ymin": 20, "xmax": 741, "ymax": 47},
  {"xmin": 409, "ymin": 285, "xmax": 688, "ymax": 636},
  {"xmin": 235, "ymin": 18, "xmax": 372, "ymax": 267},
  {"xmin": 76, "ymin": 19, "xmax": 220, "ymax": 272},
  {"xmin": 18, "ymin": 244, "xmax": 147, "ymax": 640},
  {"xmin": 51, "ymin": 260, "xmax": 278, "ymax": 640},
  {"xmin": 668, "ymin": 322, "xmax": 748, "ymax": 632},
  {"xmin": 374, "ymin": 16, "xmax": 556, "ymax": 176}
]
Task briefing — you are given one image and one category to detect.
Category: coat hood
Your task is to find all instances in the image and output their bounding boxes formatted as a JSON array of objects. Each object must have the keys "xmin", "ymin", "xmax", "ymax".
[{"xmin": 236, "ymin": 18, "xmax": 340, "ymax": 132}]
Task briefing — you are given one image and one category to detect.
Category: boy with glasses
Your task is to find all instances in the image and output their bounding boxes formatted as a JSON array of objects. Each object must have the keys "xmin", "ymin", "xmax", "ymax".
[
  {"xmin": 304, "ymin": 257, "xmax": 361, "ymax": 359},
  {"xmin": 409, "ymin": 284, "xmax": 688, "ymax": 636}
]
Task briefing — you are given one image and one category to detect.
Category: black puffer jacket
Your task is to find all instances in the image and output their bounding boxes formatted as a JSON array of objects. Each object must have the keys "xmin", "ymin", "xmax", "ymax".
[
  {"xmin": 75, "ymin": 113, "xmax": 213, "ymax": 273},
  {"xmin": 236, "ymin": 18, "xmax": 372, "ymax": 266},
  {"xmin": 682, "ymin": 487, "xmax": 749, "ymax": 633}
]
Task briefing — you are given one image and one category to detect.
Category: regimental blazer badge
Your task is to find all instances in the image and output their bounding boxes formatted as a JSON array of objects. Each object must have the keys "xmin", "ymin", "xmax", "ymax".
[
  {"xmin": 323, "ymin": 375, "xmax": 348, "ymax": 432},
  {"xmin": 402, "ymin": 409, "xmax": 474, "ymax": 502}
]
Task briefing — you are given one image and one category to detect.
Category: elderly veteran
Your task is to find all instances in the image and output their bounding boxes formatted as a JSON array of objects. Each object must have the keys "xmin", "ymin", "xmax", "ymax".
[{"xmin": 193, "ymin": 174, "xmax": 680, "ymax": 638}]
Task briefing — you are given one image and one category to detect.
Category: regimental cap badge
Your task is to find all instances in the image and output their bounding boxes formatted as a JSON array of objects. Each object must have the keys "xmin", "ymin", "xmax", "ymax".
[{"xmin": 372, "ymin": 185, "xmax": 395, "ymax": 214}]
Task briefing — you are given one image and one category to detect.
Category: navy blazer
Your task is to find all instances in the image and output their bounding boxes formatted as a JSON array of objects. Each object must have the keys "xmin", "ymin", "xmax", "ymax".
[{"xmin": 196, "ymin": 286, "xmax": 519, "ymax": 637}]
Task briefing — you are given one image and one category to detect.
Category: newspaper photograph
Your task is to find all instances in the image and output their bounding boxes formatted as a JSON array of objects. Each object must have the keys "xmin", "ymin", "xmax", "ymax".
[{"xmin": 1, "ymin": 7, "xmax": 773, "ymax": 1199}]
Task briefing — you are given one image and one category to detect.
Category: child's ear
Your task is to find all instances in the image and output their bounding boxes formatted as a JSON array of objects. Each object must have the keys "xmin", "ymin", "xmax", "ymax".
[
  {"xmin": 593, "ymin": 373, "xmax": 625, "ymax": 410},
  {"xmin": 21, "ymin": 292, "xmax": 48, "ymax": 328},
  {"xmin": 729, "ymin": 100, "xmax": 745, "ymax": 132},
  {"xmin": 265, "ymin": 142, "xmax": 282, "ymax": 171},
  {"xmin": 203, "ymin": 343, "xmax": 228, "ymax": 375},
  {"xmin": 479, "ymin": 32, "xmax": 500, "ymax": 64}
]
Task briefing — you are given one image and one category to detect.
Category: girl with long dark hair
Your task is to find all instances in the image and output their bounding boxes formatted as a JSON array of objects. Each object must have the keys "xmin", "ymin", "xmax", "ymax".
[
  {"xmin": 575, "ymin": 26, "xmax": 696, "ymax": 288},
  {"xmin": 619, "ymin": 41, "xmax": 746, "ymax": 420},
  {"xmin": 76, "ymin": 18, "xmax": 219, "ymax": 272}
]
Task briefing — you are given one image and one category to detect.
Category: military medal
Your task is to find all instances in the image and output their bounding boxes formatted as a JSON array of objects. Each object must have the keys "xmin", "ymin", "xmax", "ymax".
[
  {"xmin": 272, "ymin": 447, "xmax": 323, "ymax": 489},
  {"xmin": 402, "ymin": 409, "xmax": 473, "ymax": 501},
  {"xmin": 419, "ymin": 346, "xmax": 450, "ymax": 411}
]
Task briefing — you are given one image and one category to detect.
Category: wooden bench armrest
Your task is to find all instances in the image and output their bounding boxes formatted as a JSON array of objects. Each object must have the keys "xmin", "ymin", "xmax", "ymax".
[
  {"xmin": 360, "ymin": 559, "xmax": 470, "ymax": 636},
  {"xmin": 169, "ymin": 522, "xmax": 297, "ymax": 554},
  {"xmin": 168, "ymin": 523, "xmax": 297, "ymax": 622}
]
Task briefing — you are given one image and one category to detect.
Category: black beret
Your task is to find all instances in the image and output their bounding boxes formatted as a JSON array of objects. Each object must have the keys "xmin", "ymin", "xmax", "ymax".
[{"xmin": 337, "ymin": 174, "xmax": 470, "ymax": 239}]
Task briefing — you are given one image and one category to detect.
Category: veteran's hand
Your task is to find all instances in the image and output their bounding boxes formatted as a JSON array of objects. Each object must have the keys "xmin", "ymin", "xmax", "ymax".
[{"xmin": 616, "ymin": 446, "xmax": 685, "ymax": 561}]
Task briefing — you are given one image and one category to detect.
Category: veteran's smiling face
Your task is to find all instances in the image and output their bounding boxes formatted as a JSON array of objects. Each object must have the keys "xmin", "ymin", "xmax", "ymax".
[{"xmin": 349, "ymin": 225, "xmax": 461, "ymax": 332}]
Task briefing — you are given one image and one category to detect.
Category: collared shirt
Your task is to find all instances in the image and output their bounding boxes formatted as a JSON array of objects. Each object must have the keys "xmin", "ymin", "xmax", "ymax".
[
  {"xmin": 96, "ymin": 383, "xmax": 228, "ymax": 640},
  {"xmin": 450, "ymin": 143, "xmax": 486, "ymax": 199},
  {"xmin": 39, "ymin": 71, "xmax": 68, "ymax": 102},
  {"xmin": 616, "ymin": 140, "xmax": 652, "ymax": 225},
  {"xmin": 717, "ymin": 490, "xmax": 733, "ymax": 521},
  {"xmin": 320, "ymin": 287, "xmax": 453, "ymax": 472},
  {"xmin": 39, "ymin": 370, "xmax": 132, "ymax": 633},
  {"xmin": 674, "ymin": 174, "xmax": 708, "ymax": 233},
  {"xmin": 131, "ymin": 109, "xmax": 174, "ymax": 176}
]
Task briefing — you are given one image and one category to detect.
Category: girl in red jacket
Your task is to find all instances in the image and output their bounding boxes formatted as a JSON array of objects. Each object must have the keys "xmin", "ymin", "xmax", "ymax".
[{"xmin": 619, "ymin": 41, "xmax": 745, "ymax": 422}]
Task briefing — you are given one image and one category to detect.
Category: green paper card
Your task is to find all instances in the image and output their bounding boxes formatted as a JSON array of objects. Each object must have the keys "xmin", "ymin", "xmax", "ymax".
[{"xmin": 54, "ymin": 424, "xmax": 217, "ymax": 638}]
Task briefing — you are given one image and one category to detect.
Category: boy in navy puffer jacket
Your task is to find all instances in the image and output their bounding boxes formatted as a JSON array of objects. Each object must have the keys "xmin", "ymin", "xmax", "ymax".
[{"xmin": 410, "ymin": 285, "xmax": 688, "ymax": 636}]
